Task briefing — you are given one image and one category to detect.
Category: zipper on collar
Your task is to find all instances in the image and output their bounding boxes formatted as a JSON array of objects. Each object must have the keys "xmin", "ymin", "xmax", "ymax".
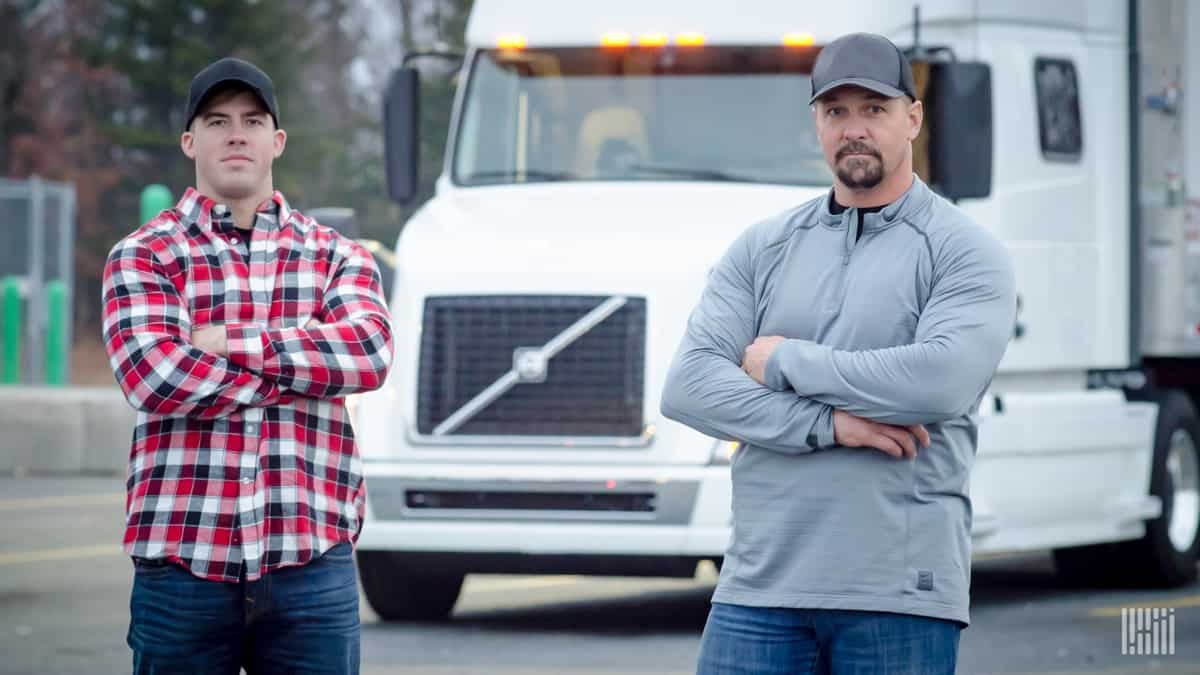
[{"xmin": 842, "ymin": 208, "xmax": 856, "ymax": 265}]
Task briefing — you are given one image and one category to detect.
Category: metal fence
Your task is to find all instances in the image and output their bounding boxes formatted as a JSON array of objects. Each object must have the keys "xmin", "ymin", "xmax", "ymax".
[{"xmin": 0, "ymin": 176, "xmax": 76, "ymax": 385}]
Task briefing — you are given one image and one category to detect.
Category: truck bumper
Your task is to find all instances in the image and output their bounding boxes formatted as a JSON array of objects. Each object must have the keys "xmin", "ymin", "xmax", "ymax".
[{"xmin": 358, "ymin": 462, "xmax": 732, "ymax": 561}]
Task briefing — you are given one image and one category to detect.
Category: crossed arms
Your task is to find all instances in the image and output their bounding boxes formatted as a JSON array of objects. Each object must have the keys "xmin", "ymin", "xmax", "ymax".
[
  {"xmin": 660, "ymin": 227, "xmax": 1016, "ymax": 456},
  {"xmin": 101, "ymin": 237, "xmax": 393, "ymax": 420}
]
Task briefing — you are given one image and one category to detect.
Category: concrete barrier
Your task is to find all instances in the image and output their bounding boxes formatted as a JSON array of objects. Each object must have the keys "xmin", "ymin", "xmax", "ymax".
[{"xmin": 0, "ymin": 386, "xmax": 134, "ymax": 476}]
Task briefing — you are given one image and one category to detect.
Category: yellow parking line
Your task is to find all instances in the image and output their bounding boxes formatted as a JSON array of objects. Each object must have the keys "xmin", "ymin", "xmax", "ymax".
[
  {"xmin": 463, "ymin": 574, "xmax": 716, "ymax": 597},
  {"xmin": 1089, "ymin": 594, "xmax": 1200, "ymax": 617},
  {"xmin": 0, "ymin": 493, "xmax": 124, "ymax": 511},
  {"xmin": 0, "ymin": 544, "xmax": 122, "ymax": 566}
]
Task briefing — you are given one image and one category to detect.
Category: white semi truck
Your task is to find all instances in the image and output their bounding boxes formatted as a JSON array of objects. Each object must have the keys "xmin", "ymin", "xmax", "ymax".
[{"xmin": 350, "ymin": 0, "xmax": 1200, "ymax": 620}]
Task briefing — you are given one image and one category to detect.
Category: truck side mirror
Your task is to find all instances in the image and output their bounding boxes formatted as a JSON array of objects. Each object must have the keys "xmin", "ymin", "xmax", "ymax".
[
  {"xmin": 384, "ymin": 67, "xmax": 420, "ymax": 205},
  {"xmin": 925, "ymin": 61, "xmax": 993, "ymax": 200}
]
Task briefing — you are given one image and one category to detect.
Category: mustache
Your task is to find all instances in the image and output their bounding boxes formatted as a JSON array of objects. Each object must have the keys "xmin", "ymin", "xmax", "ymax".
[{"xmin": 836, "ymin": 142, "xmax": 881, "ymax": 162}]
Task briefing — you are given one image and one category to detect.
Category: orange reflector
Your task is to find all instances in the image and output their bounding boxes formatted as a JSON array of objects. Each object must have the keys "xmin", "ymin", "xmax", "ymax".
[
  {"xmin": 605, "ymin": 480, "xmax": 617, "ymax": 489},
  {"xmin": 783, "ymin": 32, "xmax": 815, "ymax": 47},
  {"xmin": 638, "ymin": 33, "xmax": 669, "ymax": 47},
  {"xmin": 497, "ymin": 34, "xmax": 527, "ymax": 49},
  {"xmin": 601, "ymin": 32, "xmax": 631, "ymax": 47},
  {"xmin": 676, "ymin": 32, "xmax": 705, "ymax": 46}
]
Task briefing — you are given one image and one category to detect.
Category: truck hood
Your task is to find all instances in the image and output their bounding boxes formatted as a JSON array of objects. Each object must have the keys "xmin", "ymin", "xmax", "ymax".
[
  {"xmin": 362, "ymin": 181, "xmax": 826, "ymax": 465},
  {"xmin": 396, "ymin": 182, "xmax": 825, "ymax": 295}
]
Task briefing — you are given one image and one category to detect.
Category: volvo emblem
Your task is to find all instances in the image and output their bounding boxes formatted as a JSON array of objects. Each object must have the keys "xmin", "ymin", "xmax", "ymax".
[
  {"xmin": 430, "ymin": 296, "xmax": 628, "ymax": 436},
  {"xmin": 513, "ymin": 347, "xmax": 549, "ymax": 382}
]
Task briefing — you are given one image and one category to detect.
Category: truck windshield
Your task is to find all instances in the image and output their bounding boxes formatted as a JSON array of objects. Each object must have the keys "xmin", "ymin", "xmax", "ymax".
[{"xmin": 453, "ymin": 46, "xmax": 831, "ymax": 187}]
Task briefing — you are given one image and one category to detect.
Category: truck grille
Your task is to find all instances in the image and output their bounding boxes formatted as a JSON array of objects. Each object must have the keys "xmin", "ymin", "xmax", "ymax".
[{"xmin": 416, "ymin": 295, "xmax": 646, "ymax": 437}]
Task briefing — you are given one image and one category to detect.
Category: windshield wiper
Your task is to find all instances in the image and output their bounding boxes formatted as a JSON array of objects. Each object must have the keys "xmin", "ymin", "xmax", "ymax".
[
  {"xmin": 627, "ymin": 164, "xmax": 762, "ymax": 183},
  {"xmin": 465, "ymin": 169, "xmax": 576, "ymax": 182}
]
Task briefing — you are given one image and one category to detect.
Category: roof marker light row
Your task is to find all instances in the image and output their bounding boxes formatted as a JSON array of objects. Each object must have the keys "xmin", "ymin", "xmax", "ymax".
[{"xmin": 494, "ymin": 33, "xmax": 816, "ymax": 49}]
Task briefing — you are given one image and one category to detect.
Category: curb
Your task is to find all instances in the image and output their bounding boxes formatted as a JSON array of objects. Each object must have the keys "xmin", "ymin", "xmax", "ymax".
[{"xmin": 0, "ymin": 386, "xmax": 133, "ymax": 476}]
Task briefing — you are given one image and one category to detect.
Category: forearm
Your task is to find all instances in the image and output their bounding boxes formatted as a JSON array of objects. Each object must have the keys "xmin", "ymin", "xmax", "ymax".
[
  {"xmin": 106, "ymin": 332, "xmax": 284, "ymax": 419},
  {"xmin": 102, "ymin": 243, "xmax": 284, "ymax": 420},
  {"xmin": 225, "ymin": 314, "xmax": 392, "ymax": 399},
  {"xmin": 662, "ymin": 220, "xmax": 841, "ymax": 452},
  {"xmin": 222, "ymin": 238, "xmax": 394, "ymax": 399},
  {"xmin": 662, "ymin": 346, "xmax": 835, "ymax": 454},
  {"xmin": 764, "ymin": 338, "xmax": 989, "ymax": 425},
  {"xmin": 763, "ymin": 229, "xmax": 1016, "ymax": 425}
]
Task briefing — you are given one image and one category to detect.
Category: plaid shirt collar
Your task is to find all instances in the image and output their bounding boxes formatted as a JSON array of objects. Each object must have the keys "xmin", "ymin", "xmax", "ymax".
[{"xmin": 176, "ymin": 187, "xmax": 292, "ymax": 233}]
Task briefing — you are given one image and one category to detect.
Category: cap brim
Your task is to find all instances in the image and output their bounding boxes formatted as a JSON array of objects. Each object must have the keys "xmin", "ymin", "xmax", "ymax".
[{"xmin": 809, "ymin": 77, "xmax": 906, "ymax": 105}]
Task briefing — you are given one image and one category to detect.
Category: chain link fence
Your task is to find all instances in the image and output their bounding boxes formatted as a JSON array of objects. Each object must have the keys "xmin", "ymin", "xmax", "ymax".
[{"xmin": 0, "ymin": 176, "xmax": 76, "ymax": 385}]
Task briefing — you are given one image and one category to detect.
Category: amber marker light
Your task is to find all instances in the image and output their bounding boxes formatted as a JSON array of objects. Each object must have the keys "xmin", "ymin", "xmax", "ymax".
[
  {"xmin": 676, "ymin": 32, "xmax": 706, "ymax": 46},
  {"xmin": 601, "ymin": 32, "xmax": 632, "ymax": 47},
  {"xmin": 783, "ymin": 32, "xmax": 815, "ymax": 47},
  {"xmin": 638, "ymin": 33, "xmax": 669, "ymax": 47},
  {"xmin": 496, "ymin": 34, "xmax": 527, "ymax": 49}
]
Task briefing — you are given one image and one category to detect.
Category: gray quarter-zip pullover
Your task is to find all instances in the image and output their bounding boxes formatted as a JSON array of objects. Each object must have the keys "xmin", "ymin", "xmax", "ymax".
[{"xmin": 661, "ymin": 176, "xmax": 1016, "ymax": 625}]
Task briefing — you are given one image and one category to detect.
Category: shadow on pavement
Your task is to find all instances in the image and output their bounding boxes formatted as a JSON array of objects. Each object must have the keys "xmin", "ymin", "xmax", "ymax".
[
  {"xmin": 970, "ymin": 552, "xmax": 1200, "ymax": 608},
  {"xmin": 364, "ymin": 553, "xmax": 1197, "ymax": 638},
  {"xmin": 412, "ymin": 586, "xmax": 714, "ymax": 635}
]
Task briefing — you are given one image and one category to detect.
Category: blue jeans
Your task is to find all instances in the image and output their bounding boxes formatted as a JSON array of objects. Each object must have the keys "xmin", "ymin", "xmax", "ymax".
[
  {"xmin": 127, "ymin": 543, "xmax": 360, "ymax": 674},
  {"xmin": 697, "ymin": 602, "xmax": 961, "ymax": 675}
]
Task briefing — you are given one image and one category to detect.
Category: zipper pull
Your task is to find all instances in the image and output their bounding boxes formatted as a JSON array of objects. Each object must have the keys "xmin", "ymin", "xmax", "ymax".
[{"xmin": 842, "ymin": 208, "xmax": 855, "ymax": 265}]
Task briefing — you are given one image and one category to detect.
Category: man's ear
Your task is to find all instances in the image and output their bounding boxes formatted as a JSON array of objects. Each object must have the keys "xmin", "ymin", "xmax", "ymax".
[
  {"xmin": 180, "ymin": 131, "xmax": 196, "ymax": 160},
  {"xmin": 907, "ymin": 99, "xmax": 924, "ymax": 141},
  {"xmin": 273, "ymin": 128, "xmax": 287, "ymax": 159}
]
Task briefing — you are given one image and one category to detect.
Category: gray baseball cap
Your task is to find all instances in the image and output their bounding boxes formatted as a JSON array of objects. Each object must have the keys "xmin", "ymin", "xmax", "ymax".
[
  {"xmin": 185, "ymin": 57, "xmax": 280, "ymax": 132},
  {"xmin": 809, "ymin": 33, "xmax": 917, "ymax": 104}
]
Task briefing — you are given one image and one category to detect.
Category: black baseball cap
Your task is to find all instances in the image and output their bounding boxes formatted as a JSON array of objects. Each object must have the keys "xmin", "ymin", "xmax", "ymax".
[
  {"xmin": 184, "ymin": 57, "xmax": 279, "ymax": 131},
  {"xmin": 809, "ymin": 33, "xmax": 917, "ymax": 104}
]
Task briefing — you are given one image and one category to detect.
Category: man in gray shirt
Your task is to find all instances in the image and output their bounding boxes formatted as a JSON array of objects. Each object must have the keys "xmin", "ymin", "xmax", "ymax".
[{"xmin": 661, "ymin": 33, "xmax": 1016, "ymax": 674}]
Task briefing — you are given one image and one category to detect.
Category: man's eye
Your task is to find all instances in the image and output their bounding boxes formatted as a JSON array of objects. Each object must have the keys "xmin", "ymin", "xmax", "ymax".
[
  {"xmin": 209, "ymin": 119, "xmax": 226, "ymax": 127},
  {"xmin": 871, "ymin": 106, "xmax": 886, "ymax": 114},
  {"xmin": 248, "ymin": 118, "xmax": 263, "ymax": 126},
  {"xmin": 827, "ymin": 108, "xmax": 843, "ymax": 117}
]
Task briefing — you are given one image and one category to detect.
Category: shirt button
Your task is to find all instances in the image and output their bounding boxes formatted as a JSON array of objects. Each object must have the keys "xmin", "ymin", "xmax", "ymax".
[
  {"xmin": 241, "ymin": 476, "xmax": 253, "ymax": 485},
  {"xmin": 230, "ymin": 236, "xmax": 239, "ymax": 244},
  {"xmin": 245, "ymin": 423, "xmax": 258, "ymax": 435}
]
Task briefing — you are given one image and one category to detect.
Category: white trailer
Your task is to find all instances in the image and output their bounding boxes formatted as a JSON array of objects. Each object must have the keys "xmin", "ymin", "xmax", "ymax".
[{"xmin": 351, "ymin": 0, "xmax": 1200, "ymax": 620}]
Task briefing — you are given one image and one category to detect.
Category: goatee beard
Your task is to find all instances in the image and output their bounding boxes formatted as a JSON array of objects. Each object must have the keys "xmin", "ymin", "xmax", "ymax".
[
  {"xmin": 835, "ymin": 142, "xmax": 884, "ymax": 190},
  {"xmin": 837, "ymin": 158, "xmax": 884, "ymax": 190}
]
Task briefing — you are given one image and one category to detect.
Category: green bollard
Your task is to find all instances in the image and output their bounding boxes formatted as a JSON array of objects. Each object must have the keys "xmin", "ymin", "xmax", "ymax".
[
  {"xmin": 2, "ymin": 276, "xmax": 21, "ymax": 385},
  {"xmin": 45, "ymin": 280, "xmax": 68, "ymax": 386},
  {"xmin": 140, "ymin": 184, "xmax": 173, "ymax": 224}
]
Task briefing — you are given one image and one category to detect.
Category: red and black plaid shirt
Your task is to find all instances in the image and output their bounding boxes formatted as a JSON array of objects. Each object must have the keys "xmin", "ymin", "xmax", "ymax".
[{"xmin": 102, "ymin": 188, "xmax": 393, "ymax": 582}]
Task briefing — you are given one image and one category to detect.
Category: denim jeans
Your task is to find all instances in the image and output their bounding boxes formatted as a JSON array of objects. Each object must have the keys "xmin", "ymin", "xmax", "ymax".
[
  {"xmin": 127, "ymin": 543, "xmax": 360, "ymax": 675},
  {"xmin": 696, "ymin": 602, "xmax": 962, "ymax": 675}
]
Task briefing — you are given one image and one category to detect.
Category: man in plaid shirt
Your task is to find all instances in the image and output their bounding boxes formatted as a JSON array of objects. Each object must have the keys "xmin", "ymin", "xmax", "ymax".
[{"xmin": 102, "ymin": 57, "xmax": 392, "ymax": 674}]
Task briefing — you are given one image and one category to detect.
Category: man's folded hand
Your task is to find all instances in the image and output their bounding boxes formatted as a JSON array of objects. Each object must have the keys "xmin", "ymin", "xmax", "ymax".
[
  {"xmin": 833, "ymin": 409, "xmax": 930, "ymax": 459},
  {"xmin": 191, "ymin": 324, "xmax": 228, "ymax": 357}
]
